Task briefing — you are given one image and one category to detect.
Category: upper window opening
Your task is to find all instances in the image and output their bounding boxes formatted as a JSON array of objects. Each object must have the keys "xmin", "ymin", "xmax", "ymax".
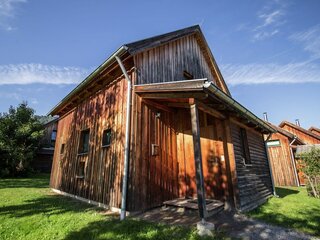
[
  {"xmin": 240, "ymin": 128, "xmax": 251, "ymax": 165},
  {"xmin": 78, "ymin": 129, "xmax": 90, "ymax": 154},
  {"xmin": 60, "ymin": 143, "xmax": 65, "ymax": 154},
  {"xmin": 102, "ymin": 128, "xmax": 112, "ymax": 147}
]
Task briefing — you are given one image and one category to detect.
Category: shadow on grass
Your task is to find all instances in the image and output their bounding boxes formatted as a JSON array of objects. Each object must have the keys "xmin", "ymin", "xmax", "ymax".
[
  {"xmin": 0, "ymin": 193, "xmax": 101, "ymax": 218},
  {"xmin": 249, "ymin": 193, "xmax": 320, "ymax": 236},
  {"xmin": 62, "ymin": 218, "xmax": 202, "ymax": 240},
  {"xmin": 0, "ymin": 193, "xmax": 212, "ymax": 239},
  {"xmin": 0, "ymin": 174, "xmax": 50, "ymax": 189},
  {"xmin": 275, "ymin": 187, "xmax": 299, "ymax": 198}
]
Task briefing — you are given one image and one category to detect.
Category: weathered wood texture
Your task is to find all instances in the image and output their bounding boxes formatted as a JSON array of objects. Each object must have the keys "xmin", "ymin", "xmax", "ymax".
[
  {"xmin": 50, "ymin": 74, "xmax": 132, "ymax": 209},
  {"xmin": 34, "ymin": 120, "xmax": 58, "ymax": 172},
  {"xmin": 281, "ymin": 124, "xmax": 320, "ymax": 144},
  {"xmin": 230, "ymin": 121, "xmax": 273, "ymax": 211},
  {"xmin": 309, "ymin": 127, "xmax": 320, "ymax": 136},
  {"xmin": 176, "ymin": 109, "xmax": 229, "ymax": 202},
  {"xmin": 40, "ymin": 120, "xmax": 58, "ymax": 147},
  {"xmin": 127, "ymin": 96, "xmax": 179, "ymax": 211},
  {"xmin": 134, "ymin": 35, "xmax": 219, "ymax": 88},
  {"xmin": 267, "ymin": 133, "xmax": 298, "ymax": 186}
]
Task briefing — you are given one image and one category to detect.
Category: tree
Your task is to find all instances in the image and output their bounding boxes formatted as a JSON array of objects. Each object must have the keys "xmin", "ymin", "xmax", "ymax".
[
  {"xmin": 0, "ymin": 102, "xmax": 44, "ymax": 177},
  {"xmin": 300, "ymin": 147, "xmax": 320, "ymax": 198}
]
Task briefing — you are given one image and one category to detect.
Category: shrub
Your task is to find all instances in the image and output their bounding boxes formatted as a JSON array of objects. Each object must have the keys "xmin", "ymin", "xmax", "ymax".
[
  {"xmin": 300, "ymin": 147, "xmax": 320, "ymax": 198},
  {"xmin": 0, "ymin": 102, "xmax": 44, "ymax": 177}
]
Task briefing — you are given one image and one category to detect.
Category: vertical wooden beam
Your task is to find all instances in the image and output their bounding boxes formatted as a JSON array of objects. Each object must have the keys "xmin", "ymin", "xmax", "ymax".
[
  {"xmin": 223, "ymin": 118, "xmax": 240, "ymax": 209},
  {"xmin": 189, "ymin": 99, "xmax": 207, "ymax": 220}
]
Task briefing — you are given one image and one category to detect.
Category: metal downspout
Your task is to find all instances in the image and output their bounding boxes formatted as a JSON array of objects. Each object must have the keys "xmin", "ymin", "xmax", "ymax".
[
  {"xmin": 265, "ymin": 133, "xmax": 278, "ymax": 197},
  {"xmin": 289, "ymin": 137, "xmax": 300, "ymax": 187},
  {"xmin": 115, "ymin": 56, "xmax": 132, "ymax": 221}
]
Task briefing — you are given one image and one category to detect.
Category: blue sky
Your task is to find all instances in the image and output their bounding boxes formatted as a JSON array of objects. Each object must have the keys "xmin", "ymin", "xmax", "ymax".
[{"xmin": 0, "ymin": 0, "xmax": 319, "ymax": 128}]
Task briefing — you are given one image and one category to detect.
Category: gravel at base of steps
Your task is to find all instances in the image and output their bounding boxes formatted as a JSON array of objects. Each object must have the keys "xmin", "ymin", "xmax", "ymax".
[
  {"xmin": 136, "ymin": 207, "xmax": 319, "ymax": 240},
  {"xmin": 218, "ymin": 213, "xmax": 319, "ymax": 240}
]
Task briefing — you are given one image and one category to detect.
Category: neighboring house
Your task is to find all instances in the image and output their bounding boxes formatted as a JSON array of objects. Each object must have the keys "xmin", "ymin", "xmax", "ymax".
[
  {"xmin": 264, "ymin": 121, "xmax": 304, "ymax": 187},
  {"xmin": 49, "ymin": 25, "xmax": 275, "ymax": 218},
  {"xmin": 309, "ymin": 126, "xmax": 320, "ymax": 137},
  {"xmin": 279, "ymin": 121, "xmax": 320, "ymax": 145},
  {"xmin": 33, "ymin": 117, "xmax": 58, "ymax": 173},
  {"xmin": 279, "ymin": 121, "xmax": 320, "ymax": 185}
]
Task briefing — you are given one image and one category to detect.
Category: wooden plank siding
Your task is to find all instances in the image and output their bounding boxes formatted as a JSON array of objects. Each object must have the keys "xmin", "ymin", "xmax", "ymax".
[
  {"xmin": 49, "ymin": 26, "xmax": 275, "ymax": 214},
  {"xmin": 133, "ymin": 35, "xmax": 217, "ymax": 87},
  {"xmin": 280, "ymin": 123, "xmax": 320, "ymax": 186},
  {"xmin": 267, "ymin": 133, "xmax": 297, "ymax": 186},
  {"xmin": 281, "ymin": 124, "xmax": 320, "ymax": 145},
  {"xmin": 309, "ymin": 128, "xmax": 320, "ymax": 136},
  {"xmin": 50, "ymin": 74, "xmax": 132, "ymax": 210},
  {"xmin": 175, "ymin": 109, "xmax": 229, "ymax": 202},
  {"xmin": 40, "ymin": 120, "xmax": 58, "ymax": 147},
  {"xmin": 230, "ymin": 121, "xmax": 273, "ymax": 211},
  {"xmin": 127, "ymin": 96, "xmax": 179, "ymax": 212}
]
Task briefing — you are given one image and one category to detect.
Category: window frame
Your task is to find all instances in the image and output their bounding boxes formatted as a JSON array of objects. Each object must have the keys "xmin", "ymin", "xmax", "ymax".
[
  {"xmin": 51, "ymin": 129, "xmax": 57, "ymax": 141},
  {"xmin": 78, "ymin": 129, "xmax": 90, "ymax": 154},
  {"xmin": 240, "ymin": 127, "xmax": 252, "ymax": 165},
  {"xmin": 102, "ymin": 128, "xmax": 112, "ymax": 148},
  {"xmin": 76, "ymin": 161, "xmax": 86, "ymax": 179},
  {"xmin": 60, "ymin": 143, "xmax": 65, "ymax": 155}
]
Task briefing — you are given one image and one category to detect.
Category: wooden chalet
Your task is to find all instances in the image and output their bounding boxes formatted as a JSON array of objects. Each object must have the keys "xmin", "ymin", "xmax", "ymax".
[
  {"xmin": 49, "ymin": 25, "xmax": 275, "ymax": 219},
  {"xmin": 309, "ymin": 126, "xmax": 320, "ymax": 137},
  {"xmin": 33, "ymin": 117, "xmax": 58, "ymax": 172},
  {"xmin": 279, "ymin": 121, "xmax": 320, "ymax": 185},
  {"xmin": 264, "ymin": 121, "xmax": 304, "ymax": 187},
  {"xmin": 279, "ymin": 121, "xmax": 320, "ymax": 145}
]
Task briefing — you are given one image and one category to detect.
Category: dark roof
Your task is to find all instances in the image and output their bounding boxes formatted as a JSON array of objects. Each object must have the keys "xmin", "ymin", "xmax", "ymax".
[
  {"xmin": 279, "ymin": 121, "xmax": 320, "ymax": 141},
  {"xmin": 48, "ymin": 25, "xmax": 230, "ymax": 116},
  {"xmin": 125, "ymin": 25, "xmax": 200, "ymax": 54},
  {"xmin": 265, "ymin": 121, "xmax": 305, "ymax": 144}
]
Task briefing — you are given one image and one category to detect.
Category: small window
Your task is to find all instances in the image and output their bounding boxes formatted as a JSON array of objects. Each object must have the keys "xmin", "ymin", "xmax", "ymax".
[
  {"xmin": 78, "ymin": 129, "xmax": 90, "ymax": 154},
  {"xmin": 77, "ymin": 161, "xmax": 85, "ymax": 178},
  {"xmin": 60, "ymin": 144, "xmax": 65, "ymax": 154},
  {"xmin": 267, "ymin": 140, "xmax": 281, "ymax": 147},
  {"xmin": 102, "ymin": 128, "xmax": 112, "ymax": 147},
  {"xmin": 51, "ymin": 130, "xmax": 57, "ymax": 141},
  {"xmin": 240, "ymin": 128, "xmax": 251, "ymax": 165},
  {"xmin": 51, "ymin": 130, "xmax": 57, "ymax": 147}
]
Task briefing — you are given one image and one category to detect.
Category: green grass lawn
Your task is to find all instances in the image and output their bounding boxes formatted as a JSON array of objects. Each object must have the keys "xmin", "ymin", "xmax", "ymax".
[
  {"xmin": 248, "ymin": 186, "xmax": 320, "ymax": 237},
  {"xmin": 0, "ymin": 174, "xmax": 219, "ymax": 240}
]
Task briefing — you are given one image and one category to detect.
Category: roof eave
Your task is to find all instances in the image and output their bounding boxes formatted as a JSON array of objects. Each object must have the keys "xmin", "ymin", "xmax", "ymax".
[
  {"xmin": 203, "ymin": 81, "xmax": 275, "ymax": 133},
  {"xmin": 47, "ymin": 45, "xmax": 128, "ymax": 116}
]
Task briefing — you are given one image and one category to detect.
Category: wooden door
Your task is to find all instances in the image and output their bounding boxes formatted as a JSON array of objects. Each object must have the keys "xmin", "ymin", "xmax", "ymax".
[
  {"xmin": 143, "ymin": 103, "xmax": 179, "ymax": 209},
  {"xmin": 176, "ymin": 110, "xmax": 225, "ymax": 200}
]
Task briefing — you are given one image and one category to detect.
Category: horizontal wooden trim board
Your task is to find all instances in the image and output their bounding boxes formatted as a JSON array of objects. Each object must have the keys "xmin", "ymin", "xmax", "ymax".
[{"xmin": 51, "ymin": 188, "xmax": 134, "ymax": 216}]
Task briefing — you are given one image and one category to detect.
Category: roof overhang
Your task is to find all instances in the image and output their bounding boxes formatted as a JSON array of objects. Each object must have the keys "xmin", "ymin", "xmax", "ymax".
[
  {"xmin": 135, "ymin": 79, "xmax": 275, "ymax": 134},
  {"xmin": 279, "ymin": 121, "xmax": 320, "ymax": 141},
  {"xmin": 47, "ymin": 46, "xmax": 128, "ymax": 116}
]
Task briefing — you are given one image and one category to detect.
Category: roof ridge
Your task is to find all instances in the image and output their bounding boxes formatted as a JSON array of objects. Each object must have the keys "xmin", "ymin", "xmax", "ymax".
[{"xmin": 279, "ymin": 121, "xmax": 320, "ymax": 141}]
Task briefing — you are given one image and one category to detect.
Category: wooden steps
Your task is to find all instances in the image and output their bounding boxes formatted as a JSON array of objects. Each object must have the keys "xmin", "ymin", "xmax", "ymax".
[{"xmin": 163, "ymin": 198, "xmax": 225, "ymax": 217}]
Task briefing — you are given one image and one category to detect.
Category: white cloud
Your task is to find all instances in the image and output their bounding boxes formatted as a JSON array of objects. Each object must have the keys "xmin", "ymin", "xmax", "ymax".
[
  {"xmin": 0, "ymin": 0, "xmax": 26, "ymax": 30},
  {"xmin": 251, "ymin": 1, "xmax": 287, "ymax": 41},
  {"xmin": 257, "ymin": 10, "xmax": 283, "ymax": 29},
  {"xmin": 289, "ymin": 25, "xmax": 320, "ymax": 58},
  {"xmin": 221, "ymin": 60, "xmax": 320, "ymax": 85},
  {"xmin": 253, "ymin": 29, "xmax": 279, "ymax": 41},
  {"xmin": 0, "ymin": 63, "xmax": 90, "ymax": 85}
]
